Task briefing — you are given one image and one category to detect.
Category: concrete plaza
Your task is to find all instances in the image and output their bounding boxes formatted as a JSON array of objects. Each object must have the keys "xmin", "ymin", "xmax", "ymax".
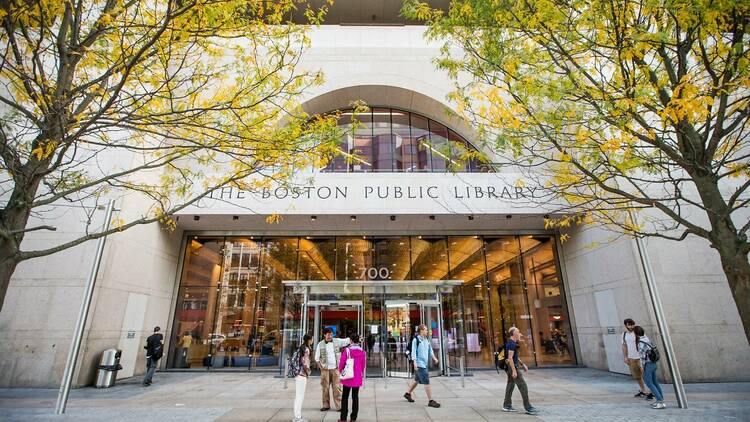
[{"xmin": 0, "ymin": 368, "xmax": 748, "ymax": 421}]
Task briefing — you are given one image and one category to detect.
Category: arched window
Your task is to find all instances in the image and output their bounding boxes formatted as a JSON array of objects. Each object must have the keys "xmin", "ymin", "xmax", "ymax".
[{"xmin": 322, "ymin": 107, "xmax": 492, "ymax": 173}]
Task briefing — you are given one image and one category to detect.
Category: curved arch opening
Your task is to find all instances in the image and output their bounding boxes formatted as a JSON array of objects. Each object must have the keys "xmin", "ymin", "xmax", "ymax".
[{"xmin": 321, "ymin": 107, "xmax": 492, "ymax": 173}]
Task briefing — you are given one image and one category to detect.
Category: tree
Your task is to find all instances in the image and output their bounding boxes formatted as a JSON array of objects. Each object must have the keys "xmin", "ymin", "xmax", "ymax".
[
  {"xmin": 0, "ymin": 0, "xmax": 340, "ymax": 311},
  {"xmin": 404, "ymin": 0, "xmax": 750, "ymax": 341}
]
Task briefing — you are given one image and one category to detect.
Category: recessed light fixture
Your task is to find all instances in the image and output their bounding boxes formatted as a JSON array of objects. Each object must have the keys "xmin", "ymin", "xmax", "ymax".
[
  {"xmin": 506, "ymin": 214, "xmax": 512, "ymax": 219},
  {"xmin": 351, "ymin": 215, "xmax": 357, "ymax": 221},
  {"xmin": 232, "ymin": 215, "xmax": 239, "ymax": 220},
  {"xmin": 311, "ymin": 215, "xmax": 317, "ymax": 221},
  {"xmin": 390, "ymin": 215, "xmax": 396, "ymax": 221},
  {"xmin": 429, "ymin": 215, "xmax": 435, "ymax": 220},
  {"xmin": 193, "ymin": 216, "xmax": 200, "ymax": 221},
  {"xmin": 468, "ymin": 215, "xmax": 474, "ymax": 220}
]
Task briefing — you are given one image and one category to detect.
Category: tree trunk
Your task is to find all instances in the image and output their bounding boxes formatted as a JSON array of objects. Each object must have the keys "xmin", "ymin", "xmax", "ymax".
[
  {"xmin": 716, "ymin": 245, "xmax": 750, "ymax": 346},
  {"xmin": 0, "ymin": 245, "xmax": 21, "ymax": 313}
]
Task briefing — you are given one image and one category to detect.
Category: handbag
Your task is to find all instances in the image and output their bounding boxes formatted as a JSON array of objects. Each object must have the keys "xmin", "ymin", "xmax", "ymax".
[{"xmin": 340, "ymin": 347, "xmax": 355, "ymax": 380}]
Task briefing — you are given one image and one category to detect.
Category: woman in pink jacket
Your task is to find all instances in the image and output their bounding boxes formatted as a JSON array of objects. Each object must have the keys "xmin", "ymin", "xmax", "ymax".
[{"xmin": 338, "ymin": 333, "xmax": 366, "ymax": 422}]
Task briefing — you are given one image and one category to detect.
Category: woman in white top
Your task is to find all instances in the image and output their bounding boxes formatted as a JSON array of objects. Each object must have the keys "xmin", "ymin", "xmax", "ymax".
[
  {"xmin": 293, "ymin": 334, "xmax": 313, "ymax": 422},
  {"xmin": 634, "ymin": 326, "xmax": 665, "ymax": 409}
]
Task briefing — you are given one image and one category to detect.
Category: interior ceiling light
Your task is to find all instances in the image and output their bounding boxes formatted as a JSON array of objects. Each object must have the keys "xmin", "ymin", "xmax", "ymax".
[
  {"xmin": 311, "ymin": 215, "xmax": 317, "ymax": 221},
  {"xmin": 351, "ymin": 215, "xmax": 357, "ymax": 221}
]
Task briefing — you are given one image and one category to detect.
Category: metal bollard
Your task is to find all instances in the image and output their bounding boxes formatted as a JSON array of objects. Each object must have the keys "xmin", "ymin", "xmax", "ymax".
[
  {"xmin": 382, "ymin": 353, "xmax": 387, "ymax": 389},
  {"xmin": 283, "ymin": 360, "xmax": 289, "ymax": 390},
  {"xmin": 446, "ymin": 355, "xmax": 451, "ymax": 377},
  {"xmin": 459, "ymin": 356, "xmax": 465, "ymax": 388}
]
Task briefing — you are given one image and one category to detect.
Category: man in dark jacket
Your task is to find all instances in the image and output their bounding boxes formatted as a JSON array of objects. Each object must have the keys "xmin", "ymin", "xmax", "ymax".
[{"xmin": 142, "ymin": 326, "xmax": 163, "ymax": 386}]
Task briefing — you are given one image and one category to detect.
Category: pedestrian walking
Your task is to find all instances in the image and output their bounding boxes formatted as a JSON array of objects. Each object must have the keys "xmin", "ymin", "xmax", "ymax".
[
  {"xmin": 292, "ymin": 334, "xmax": 313, "ymax": 422},
  {"xmin": 315, "ymin": 327, "xmax": 350, "ymax": 412},
  {"xmin": 142, "ymin": 326, "xmax": 163, "ymax": 386},
  {"xmin": 403, "ymin": 324, "xmax": 441, "ymax": 408},
  {"xmin": 622, "ymin": 318, "xmax": 653, "ymax": 399},
  {"xmin": 634, "ymin": 326, "xmax": 666, "ymax": 409},
  {"xmin": 338, "ymin": 334, "xmax": 366, "ymax": 422},
  {"xmin": 501, "ymin": 327, "xmax": 539, "ymax": 415}
]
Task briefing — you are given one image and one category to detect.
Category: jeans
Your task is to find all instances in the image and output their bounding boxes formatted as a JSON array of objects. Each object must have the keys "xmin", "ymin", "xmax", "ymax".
[
  {"xmin": 643, "ymin": 362, "xmax": 663, "ymax": 401},
  {"xmin": 293, "ymin": 375, "xmax": 307, "ymax": 421},
  {"xmin": 340, "ymin": 386, "xmax": 359, "ymax": 421},
  {"xmin": 143, "ymin": 357, "xmax": 158, "ymax": 384},
  {"xmin": 503, "ymin": 365, "xmax": 531, "ymax": 410}
]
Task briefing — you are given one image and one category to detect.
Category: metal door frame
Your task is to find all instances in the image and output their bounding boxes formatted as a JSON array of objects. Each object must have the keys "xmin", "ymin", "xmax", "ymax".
[
  {"xmin": 309, "ymin": 300, "xmax": 364, "ymax": 344},
  {"xmin": 384, "ymin": 300, "xmax": 443, "ymax": 378}
]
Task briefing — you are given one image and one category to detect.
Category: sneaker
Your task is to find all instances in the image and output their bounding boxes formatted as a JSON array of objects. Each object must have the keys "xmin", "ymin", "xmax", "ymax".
[
  {"xmin": 645, "ymin": 393, "xmax": 655, "ymax": 400},
  {"xmin": 403, "ymin": 392, "xmax": 414, "ymax": 403},
  {"xmin": 501, "ymin": 405, "xmax": 517, "ymax": 412},
  {"xmin": 634, "ymin": 391, "xmax": 646, "ymax": 398},
  {"xmin": 525, "ymin": 406, "xmax": 539, "ymax": 415},
  {"xmin": 654, "ymin": 402, "xmax": 666, "ymax": 409},
  {"xmin": 428, "ymin": 400, "xmax": 441, "ymax": 408}
]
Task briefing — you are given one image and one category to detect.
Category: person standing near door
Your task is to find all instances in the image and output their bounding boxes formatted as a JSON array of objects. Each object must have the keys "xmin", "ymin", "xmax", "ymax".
[
  {"xmin": 315, "ymin": 327, "xmax": 350, "ymax": 412},
  {"xmin": 292, "ymin": 334, "xmax": 313, "ymax": 422},
  {"xmin": 142, "ymin": 326, "xmax": 163, "ymax": 386},
  {"xmin": 403, "ymin": 324, "xmax": 441, "ymax": 408},
  {"xmin": 338, "ymin": 334, "xmax": 366, "ymax": 422},
  {"xmin": 502, "ymin": 326, "xmax": 538, "ymax": 414}
]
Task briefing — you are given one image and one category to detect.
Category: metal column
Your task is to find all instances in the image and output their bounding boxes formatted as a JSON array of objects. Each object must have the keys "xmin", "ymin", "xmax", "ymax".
[
  {"xmin": 55, "ymin": 199, "xmax": 115, "ymax": 414},
  {"xmin": 630, "ymin": 211, "xmax": 688, "ymax": 409}
]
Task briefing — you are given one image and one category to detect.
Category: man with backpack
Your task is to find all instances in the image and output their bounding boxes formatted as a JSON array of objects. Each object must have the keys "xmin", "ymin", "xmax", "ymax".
[
  {"xmin": 403, "ymin": 324, "xmax": 441, "ymax": 408},
  {"xmin": 142, "ymin": 326, "xmax": 163, "ymax": 386},
  {"xmin": 502, "ymin": 327, "xmax": 538, "ymax": 415}
]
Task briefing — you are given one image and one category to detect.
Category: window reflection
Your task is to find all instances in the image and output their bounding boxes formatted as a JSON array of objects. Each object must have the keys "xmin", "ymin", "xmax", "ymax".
[
  {"xmin": 320, "ymin": 107, "xmax": 489, "ymax": 173},
  {"xmin": 169, "ymin": 235, "xmax": 574, "ymax": 371}
]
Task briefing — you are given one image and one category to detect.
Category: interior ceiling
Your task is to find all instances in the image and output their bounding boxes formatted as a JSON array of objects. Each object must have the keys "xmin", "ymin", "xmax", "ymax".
[
  {"xmin": 288, "ymin": 0, "xmax": 450, "ymax": 25},
  {"xmin": 196, "ymin": 234, "xmax": 551, "ymax": 287}
]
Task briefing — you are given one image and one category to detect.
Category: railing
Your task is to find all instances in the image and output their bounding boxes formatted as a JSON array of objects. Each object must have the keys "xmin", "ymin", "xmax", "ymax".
[{"xmin": 445, "ymin": 353, "xmax": 466, "ymax": 387}]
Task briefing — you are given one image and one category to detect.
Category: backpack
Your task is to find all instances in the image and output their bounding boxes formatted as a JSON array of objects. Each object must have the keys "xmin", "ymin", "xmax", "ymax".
[
  {"xmin": 639, "ymin": 340, "xmax": 661, "ymax": 363},
  {"xmin": 286, "ymin": 347, "xmax": 303, "ymax": 378},
  {"xmin": 495, "ymin": 344, "xmax": 507, "ymax": 372},
  {"xmin": 144, "ymin": 334, "xmax": 163, "ymax": 360},
  {"xmin": 152, "ymin": 341, "xmax": 163, "ymax": 360},
  {"xmin": 405, "ymin": 335, "xmax": 420, "ymax": 362}
]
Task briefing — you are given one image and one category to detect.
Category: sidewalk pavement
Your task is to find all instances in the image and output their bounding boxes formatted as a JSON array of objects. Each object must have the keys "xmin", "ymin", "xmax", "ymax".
[{"xmin": 0, "ymin": 368, "xmax": 748, "ymax": 421}]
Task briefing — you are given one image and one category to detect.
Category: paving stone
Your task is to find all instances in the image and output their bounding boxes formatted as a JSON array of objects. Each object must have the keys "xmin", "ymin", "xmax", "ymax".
[{"xmin": 0, "ymin": 368, "xmax": 747, "ymax": 421}]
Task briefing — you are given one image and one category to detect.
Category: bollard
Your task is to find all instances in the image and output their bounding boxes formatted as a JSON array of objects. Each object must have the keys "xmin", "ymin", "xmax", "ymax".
[
  {"xmin": 459, "ymin": 356, "xmax": 465, "ymax": 388},
  {"xmin": 283, "ymin": 360, "xmax": 289, "ymax": 390}
]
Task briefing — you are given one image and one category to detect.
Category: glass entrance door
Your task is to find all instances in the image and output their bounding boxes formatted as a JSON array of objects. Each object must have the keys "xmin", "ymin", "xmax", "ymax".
[
  {"xmin": 385, "ymin": 301, "xmax": 443, "ymax": 377},
  {"xmin": 308, "ymin": 301, "xmax": 363, "ymax": 349}
]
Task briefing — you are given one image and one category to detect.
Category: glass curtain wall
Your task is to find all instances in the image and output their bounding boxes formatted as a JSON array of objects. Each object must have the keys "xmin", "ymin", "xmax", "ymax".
[
  {"xmin": 169, "ymin": 235, "xmax": 574, "ymax": 371},
  {"xmin": 321, "ymin": 108, "xmax": 487, "ymax": 173}
]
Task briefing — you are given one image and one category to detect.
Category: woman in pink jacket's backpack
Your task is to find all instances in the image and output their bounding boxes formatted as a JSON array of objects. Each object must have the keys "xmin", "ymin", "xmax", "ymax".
[{"xmin": 338, "ymin": 333, "xmax": 366, "ymax": 422}]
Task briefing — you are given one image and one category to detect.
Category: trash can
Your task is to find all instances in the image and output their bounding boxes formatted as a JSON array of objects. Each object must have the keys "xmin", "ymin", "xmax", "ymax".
[{"xmin": 95, "ymin": 349, "xmax": 122, "ymax": 388}]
